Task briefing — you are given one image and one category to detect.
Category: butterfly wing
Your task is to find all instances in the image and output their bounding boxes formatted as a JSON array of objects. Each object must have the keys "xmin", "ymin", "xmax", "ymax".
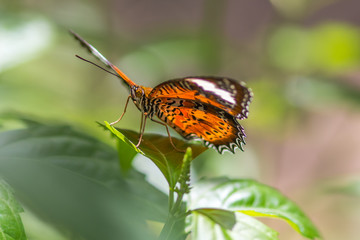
[
  {"xmin": 70, "ymin": 30, "xmax": 137, "ymax": 88},
  {"xmin": 154, "ymin": 99, "xmax": 245, "ymax": 154},
  {"xmin": 149, "ymin": 77, "xmax": 252, "ymax": 119}
]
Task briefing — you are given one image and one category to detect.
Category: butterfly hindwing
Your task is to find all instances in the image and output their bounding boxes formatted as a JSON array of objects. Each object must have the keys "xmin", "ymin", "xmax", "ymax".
[{"xmin": 154, "ymin": 98, "xmax": 245, "ymax": 154}]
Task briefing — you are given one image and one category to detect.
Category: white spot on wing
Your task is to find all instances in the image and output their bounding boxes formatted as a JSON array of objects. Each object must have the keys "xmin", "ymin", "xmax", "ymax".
[{"xmin": 189, "ymin": 78, "xmax": 236, "ymax": 104}]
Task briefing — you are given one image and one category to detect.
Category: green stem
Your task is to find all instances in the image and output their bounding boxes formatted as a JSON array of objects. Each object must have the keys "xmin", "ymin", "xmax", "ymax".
[
  {"xmin": 168, "ymin": 188, "xmax": 175, "ymax": 212},
  {"xmin": 159, "ymin": 148, "xmax": 192, "ymax": 240},
  {"xmin": 171, "ymin": 191, "xmax": 184, "ymax": 215},
  {"xmin": 159, "ymin": 190, "xmax": 186, "ymax": 240},
  {"xmin": 158, "ymin": 214, "xmax": 176, "ymax": 240}
]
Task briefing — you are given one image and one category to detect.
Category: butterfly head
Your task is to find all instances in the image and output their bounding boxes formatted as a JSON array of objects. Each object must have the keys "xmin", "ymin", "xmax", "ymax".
[{"xmin": 130, "ymin": 86, "xmax": 146, "ymax": 111}]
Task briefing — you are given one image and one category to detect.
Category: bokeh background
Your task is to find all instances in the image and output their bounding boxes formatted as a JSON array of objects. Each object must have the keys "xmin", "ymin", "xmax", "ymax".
[{"xmin": 1, "ymin": 0, "xmax": 360, "ymax": 239}]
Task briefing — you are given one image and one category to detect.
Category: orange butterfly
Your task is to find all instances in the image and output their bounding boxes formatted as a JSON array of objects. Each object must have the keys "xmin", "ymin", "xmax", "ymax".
[{"xmin": 70, "ymin": 31, "xmax": 253, "ymax": 154}]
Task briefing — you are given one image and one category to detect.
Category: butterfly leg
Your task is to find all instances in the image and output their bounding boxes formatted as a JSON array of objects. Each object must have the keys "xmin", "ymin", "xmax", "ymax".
[
  {"xmin": 110, "ymin": 95, "xmax": 131, "ymax": 125},
  {"xmin": 136, "ymin": 113, "xmax": 147, "ymax": 148},
  {"xmin": 150, "ymin": 119, "xmax": 185, "ymax": 153}
]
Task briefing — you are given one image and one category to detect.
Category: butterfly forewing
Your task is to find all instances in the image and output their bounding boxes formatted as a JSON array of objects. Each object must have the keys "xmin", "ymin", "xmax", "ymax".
[
  {"xmin": 149, "ymin": 77, "xmax": 252, "ymax": 120},
  {"xmin": 70, "ymin": 30, "xmax": 137, "ymax": 88}
]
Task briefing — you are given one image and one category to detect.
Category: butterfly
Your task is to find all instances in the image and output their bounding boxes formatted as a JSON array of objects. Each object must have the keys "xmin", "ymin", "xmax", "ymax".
[{"xmin": 70, "ymin": 31, "xmax": 253, "ymax": 154}]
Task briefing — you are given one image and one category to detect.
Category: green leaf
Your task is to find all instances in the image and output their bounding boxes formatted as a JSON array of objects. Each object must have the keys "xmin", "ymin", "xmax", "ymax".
[
  {"xmin": 188, "ymin": 178, "xmax": 320, "ymax": 239},
  {"xmin": 0, "ymin": 158, "xmax": 151, "ymax": 240},
  {"xmin": 116, "ymin": 139, "xmax": 137, "ymax": 174},
  {"xmin": 192, "ymin": 208, "xmax": 236, "ymax": 230},
  {"xmin": 0, "ymin": 180, "xmax": 27, "ymax": 240},
  {"xmin": 0, "ymin": 124, "xmax": 122, "ymax": 184},
  {"xmin": 98, "ymin": 122, "xmax": 143, "ymax": 154},
  {"xmin": 191, "ymin": 210, "xmax": 279, "ymax": 240},
  {"xmin": 0, "ymin": 124, "xmax": 170, "ymax": 239},
  {"xmin": 101, "ymin": 121, "xmax": 207, "ymax": 188},
  {"xmin": 97, "ymin": 121, "xmax": 138, "ymax": 175},
  {"xmin": 125, "ymin": 170, "xmax": 168, "ymax": 222}
]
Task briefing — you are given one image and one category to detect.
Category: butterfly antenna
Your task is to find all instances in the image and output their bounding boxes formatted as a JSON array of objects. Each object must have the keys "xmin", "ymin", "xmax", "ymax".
[
  {"xmin": 75, "ymin": 55, "xmax": 119, "ymax": 78},
  {"xmin": 69, "ymin": 30, "xmax": 137, "ymax": 87}
]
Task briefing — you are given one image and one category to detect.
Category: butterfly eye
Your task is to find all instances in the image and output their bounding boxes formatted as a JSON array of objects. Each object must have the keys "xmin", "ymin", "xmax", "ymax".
[
  {"xmin": 136, "ymin": 88, "xmax": 144, "ymax": 98},
  {"xmin": 130, "ymin": 86, "xmax": 141, "ymax": 99}
]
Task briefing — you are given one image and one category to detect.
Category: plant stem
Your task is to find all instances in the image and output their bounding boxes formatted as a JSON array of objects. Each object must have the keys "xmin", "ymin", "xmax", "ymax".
[
  {"xmin": 169, "ymin": 187, "xmax": 174, "ymax": 212},
  {"xmin": 158, "ymin": 148, "xmax": 192, "ymax": 240},
  {"xmin": 159, "ymin": 190, "xmax": 186, "ymax": 240},
  {"xmin": 158, "ymin": 214, "xmax": 176, "ymax": 240},
  {"xmin": 171, "ymin": 191, "xmax": 184, "ymax": 215}
]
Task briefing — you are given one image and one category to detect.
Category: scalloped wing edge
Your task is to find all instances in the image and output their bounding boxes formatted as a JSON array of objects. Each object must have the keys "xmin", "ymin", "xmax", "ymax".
[{"xmin": 203, "ymin": 122, "xmax": 246, "ymax": 154}]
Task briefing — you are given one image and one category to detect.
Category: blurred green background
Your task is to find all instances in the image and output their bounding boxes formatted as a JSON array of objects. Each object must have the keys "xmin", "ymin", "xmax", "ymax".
[{"xmin": 1, "ymin": 0, "xmax": 360, "ymax": 239}]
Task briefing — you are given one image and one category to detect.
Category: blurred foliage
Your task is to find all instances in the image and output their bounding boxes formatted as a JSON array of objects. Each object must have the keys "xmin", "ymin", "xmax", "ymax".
[
  {"xmin": 0, "ymin": 122, "xmax": 320, "ymax": 240},
  {"xmin": 0, "ymin": 180, "xmax": 27, "ymax": 240},
  {"xmin": 268, "ymin": 23, "xmax": 360, "ymax": 73},
  {"xmin": 1, "ymin": 0, "xmax": 360, "ymax": 239},
  {"xmin": 326, "ymin": 177, "xmax": 360, "ymax": 197},
  {"xmin": 0, "ymin": 123, "xmax": 166, "ymax": 240}
]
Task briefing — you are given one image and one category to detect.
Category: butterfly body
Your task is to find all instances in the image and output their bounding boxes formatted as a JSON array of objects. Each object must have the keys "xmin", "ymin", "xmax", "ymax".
[
  {"xmin": 71, "ymin": 31, "xmax": 252, "ymax": 154},
  {"xmin": 129, "ymin": 85, "xmax": 151, "ymax": 113}
]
